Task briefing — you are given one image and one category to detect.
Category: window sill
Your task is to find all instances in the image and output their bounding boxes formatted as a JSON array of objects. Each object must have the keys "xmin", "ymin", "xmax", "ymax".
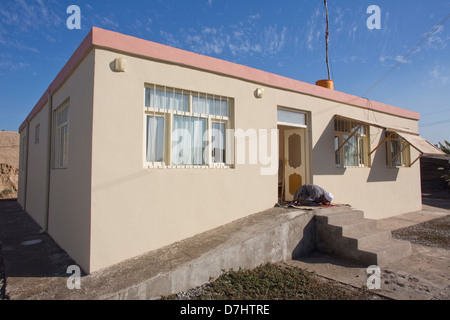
[
  {"xmin": 335, "ymin": 165, "xmax": 370, "ymax": 169},
  {"xmin": 144, "ymin": 164, "xmax": 232, "ymax": 170},
  {"xmin": 387, "ymin": 165, "xmax": 410, "ymax": 168}
]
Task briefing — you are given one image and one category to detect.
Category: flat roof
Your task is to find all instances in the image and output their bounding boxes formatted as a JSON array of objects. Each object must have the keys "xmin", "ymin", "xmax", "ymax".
[{"xmin": 19, "ymin": 27, "xmax": 421, "ymax": 132}]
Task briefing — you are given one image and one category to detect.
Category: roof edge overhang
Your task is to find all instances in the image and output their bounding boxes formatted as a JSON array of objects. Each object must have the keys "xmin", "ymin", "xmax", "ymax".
[
  {"xmin": 18, "ymin": 29, "xmax": 94, "ymax": 132},
  {"xmin": 19, "ymin": 27, "xmax": 421, "ymax": 132}
]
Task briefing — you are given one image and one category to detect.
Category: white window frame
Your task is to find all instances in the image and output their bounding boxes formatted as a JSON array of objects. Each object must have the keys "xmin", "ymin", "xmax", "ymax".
[
  {"xmin": 143, "ymin": 84, "xmax": 233, "ymax": 169},
  {"xmin": 53, "ymin": 101, "xmax": 70, "ymax": 169}
]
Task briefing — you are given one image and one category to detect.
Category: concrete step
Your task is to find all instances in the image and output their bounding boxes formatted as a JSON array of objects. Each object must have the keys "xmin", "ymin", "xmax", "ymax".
[
  {"xmin": 358, "ymin": 239, "xmax": 412, "ymax": 267},
  {"xmin": 314, "ymin": 208, "xmax": 411, "ymax": 267},
  {"xmin": 343, "ymin": 228, "xmax": 392, "ymax": 248},
  {"xmin": 331, "ymin": 218, "xmax": 378, "ymax": 234},
  {"xmin": 315, "ymin": 208, "xmax": 365, "ymax": 225}
]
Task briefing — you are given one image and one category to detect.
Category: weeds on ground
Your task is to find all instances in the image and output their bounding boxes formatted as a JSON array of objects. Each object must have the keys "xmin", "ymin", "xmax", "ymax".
[{"xmin": 162, "ymin": 263, "xmax": 378, "ymax": 300}]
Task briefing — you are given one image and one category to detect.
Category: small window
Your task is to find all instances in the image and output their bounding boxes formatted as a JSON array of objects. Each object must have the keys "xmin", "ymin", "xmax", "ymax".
[
  {"xmin": 334, "ymin": 117, "xmax": 370, "ymax": 167},
  {"xmin": 385, "ymin": 132, "xmax": 411, "ymax": 167},
  {"xmin": 277, "ymin": 109, "xmax": 306, "ymax": 127},
  {"xmin": 35, "ymin": 124, "xmax": 40, "ymax": 144},
  {"xmin": 53, "ymin": 101, "xmax": 70, "ymax": 169}
]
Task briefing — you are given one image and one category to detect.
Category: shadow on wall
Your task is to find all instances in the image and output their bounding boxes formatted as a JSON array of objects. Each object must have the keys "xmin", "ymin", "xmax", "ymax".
[
  {"xmin": 291, "ymin": 217, "xmax": 315, "ymax": 259},
  {"xmin": 312, "ymin": 118, "xmax": 346, "ymax": 176},
  {"xmin": 367, "ymin": 133, "xmax": 399, "ymax": 182},
  {"xmin": 312, "ymin": 118, "xmax": 399, "ymax": 181}
]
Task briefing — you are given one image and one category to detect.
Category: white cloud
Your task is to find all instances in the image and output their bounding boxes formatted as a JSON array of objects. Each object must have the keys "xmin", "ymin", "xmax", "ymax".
[
  {"xmin": 0, "ymin": 0, "xmax": 62, "ymax": 32},
  {"xmin": 160, "ymin": 13, "xmax": 289, "ymax": 59},
  {"xmin": 379, "ymin": 55, "xmax": 412, "ymax": 66},
  {"xmin": 0, "ymin": 60, "xmax": 28, "ymax": 71},
  {"xmin": 429, "ymin": 65, "xmax": 449, "ymax": 85},
  {"xmin": 424, "ymin": 25, "xmax": 448, "ymax": 50},
  {"xmin": 305, "ymin": 7, "xmax": 322, "ymax": 50}
]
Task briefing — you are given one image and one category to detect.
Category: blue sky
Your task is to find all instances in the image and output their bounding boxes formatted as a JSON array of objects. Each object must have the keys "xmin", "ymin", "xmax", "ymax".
[{"xmin": 0, "ymin": 0, "xmax": 449, "ymax": 145}]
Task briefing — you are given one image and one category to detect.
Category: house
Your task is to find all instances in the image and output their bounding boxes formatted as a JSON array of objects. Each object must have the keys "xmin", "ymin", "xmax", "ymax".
[{"xmin": 17, "ymin": 27, "xmax": 445, "ymax": 274}]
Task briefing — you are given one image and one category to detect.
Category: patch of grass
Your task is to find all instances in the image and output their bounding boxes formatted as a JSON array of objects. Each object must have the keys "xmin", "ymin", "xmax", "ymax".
[{"xmin": 162, "ymin": 263, "xmax": 380, "ymax": 300}]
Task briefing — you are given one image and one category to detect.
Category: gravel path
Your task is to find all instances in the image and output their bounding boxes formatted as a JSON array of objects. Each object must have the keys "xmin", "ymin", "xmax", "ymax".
[{"xmin": 392, "ymin": 215, "xmax": 450, "ymax": 249}]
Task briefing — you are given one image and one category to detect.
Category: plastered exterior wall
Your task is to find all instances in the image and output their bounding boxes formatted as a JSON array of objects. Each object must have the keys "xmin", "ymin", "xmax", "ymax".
[
  {"xmin": 90, "ymin": 48, "xmax": 421, "ymax": 272},
  {"xmin": 22, "ymin": 102, "xmax": 50, "ymax": 227},
  {"xmin": 17, "ymin": 129, "xmax": 27, "ymax": 207},
  {"xmin": 90, "ymin": 49, "xmax": 278, "ymax": 272},
  {"xmin": 310, "ymin": 104, "xmax": 421, "ymax": 219},
  {"xmin": 46, "ymin": 50, "xmax": 95, "ymax": 273}
]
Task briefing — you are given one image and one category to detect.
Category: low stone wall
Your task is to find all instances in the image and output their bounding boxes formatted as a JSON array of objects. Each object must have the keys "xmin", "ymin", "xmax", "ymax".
[{"xmin": 105, "ymin": 209, "xmax": 316, "ymax": 300}]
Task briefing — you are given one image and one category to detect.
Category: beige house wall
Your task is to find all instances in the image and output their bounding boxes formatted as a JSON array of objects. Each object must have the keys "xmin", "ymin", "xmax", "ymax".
[
  {"xmin": 23, "ymin": 102, "xmax": 51, "ymax": 227},
  {"xmin": 47, "ymin": 50, "xmax": 95, "ymax": 273},
  {"xmin": 15, "ymin": 50, "xmax": 94, "ymax": 273},
  {"xmin": 90, "ymin": 49, "xmax": 278, "ymax": 272},
  {"xmin": 310, "ymin": 106, "xmax": 421, "ymax": 219},
  {"xmin": 89, "ymin": 48, "xmax": 422, "ymax": 272}
]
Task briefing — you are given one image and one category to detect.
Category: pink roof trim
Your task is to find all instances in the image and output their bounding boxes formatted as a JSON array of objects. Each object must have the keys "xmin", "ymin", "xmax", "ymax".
[
  {"xmin": 19, "ymin": 29, "xmax": 93, "ymax": 132},
  {"xmin": 19, "ymin": 27, "xmax": 420, "ymax": 132}
]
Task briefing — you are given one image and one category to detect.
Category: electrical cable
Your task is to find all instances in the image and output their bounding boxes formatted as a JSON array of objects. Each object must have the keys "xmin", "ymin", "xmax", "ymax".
[{"xmin": 360, "ymin": 14, "xmax": 449, "ymax": 98}]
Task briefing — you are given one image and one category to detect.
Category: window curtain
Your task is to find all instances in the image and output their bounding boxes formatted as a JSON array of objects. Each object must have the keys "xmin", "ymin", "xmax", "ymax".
[
  {"xmin": 212, "ymin": 122, "xmax": 225, "ymax": 163},
  {"xmin": 390, "ymin": 139, "xmax": 402, "ymax": 166},
  {"xmin": 191, "ymin": 118, "xmax": 206, "ymax": 165},
  {"xmin": 146, "ymin": 115, "xmax": 164, "ymax": 162},
  {"xmin": 343, "ymin": 134, "xmax": 358, "ymax": 166},
  {"xmin": 172, "ymin": 115, "xmax": 206, "ymax": 165}
]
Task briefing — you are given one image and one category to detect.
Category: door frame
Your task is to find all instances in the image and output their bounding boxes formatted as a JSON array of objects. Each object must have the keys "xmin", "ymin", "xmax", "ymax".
[{"xmin": 277, "ymin": 109, "xmax": 312, "ymax": 201}]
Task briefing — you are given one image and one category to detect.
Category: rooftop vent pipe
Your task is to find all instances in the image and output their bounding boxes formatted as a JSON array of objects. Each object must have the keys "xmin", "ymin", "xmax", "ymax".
[{"xmin": 316, "ymin": 0, "xmax": 334, "ymax": 90}]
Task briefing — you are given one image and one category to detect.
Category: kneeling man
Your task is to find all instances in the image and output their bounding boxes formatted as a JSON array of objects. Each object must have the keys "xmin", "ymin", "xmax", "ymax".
[{"xmin": 293, "ymin": 184, "xmax": 333, "ymax": 206}]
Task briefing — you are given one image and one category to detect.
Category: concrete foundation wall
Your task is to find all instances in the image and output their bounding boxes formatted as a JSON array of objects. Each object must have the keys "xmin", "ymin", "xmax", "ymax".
[{"xmin": 104, "ymin": 209, "xmax": 316, "ymax": 300}]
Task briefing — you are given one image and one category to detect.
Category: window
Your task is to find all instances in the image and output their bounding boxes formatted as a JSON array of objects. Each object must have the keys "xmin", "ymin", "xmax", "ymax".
[
  {"xmin": 53, "ymin": 101, "xmax": 70, "ymax": 169},
  {"xmin": 35, "ymin": 124, "xmax": 40, "ymax": 144},
  {"xmin": 144, "ymin": 84, "xmax": 232, "ymax": 168},
  {"xmin": 334, "ymin": 117, "xmax": 370, "ymax": 167},
  {"xmin": 385, "ymin": 132, "xmax": 411, "ymax": 167},
  {"xmin": 277, "ymin": 108, "xmax": 306, "ymax": 127}
]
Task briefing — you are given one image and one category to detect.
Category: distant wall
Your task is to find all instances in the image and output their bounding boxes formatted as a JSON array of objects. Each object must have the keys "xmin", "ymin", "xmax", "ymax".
[{"xmin": 0, "ymin": 131, "xmax": 19, "ymax": 168}]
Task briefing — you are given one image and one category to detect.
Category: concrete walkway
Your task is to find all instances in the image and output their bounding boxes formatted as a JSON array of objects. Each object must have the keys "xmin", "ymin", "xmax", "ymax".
[
  {"xmin": 289, "ymin": 204, "xmax": 450, "ymax": 300},
  {"xmin": 0, "ymin": 198, "xmax": 448, "ymax": 300}
]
